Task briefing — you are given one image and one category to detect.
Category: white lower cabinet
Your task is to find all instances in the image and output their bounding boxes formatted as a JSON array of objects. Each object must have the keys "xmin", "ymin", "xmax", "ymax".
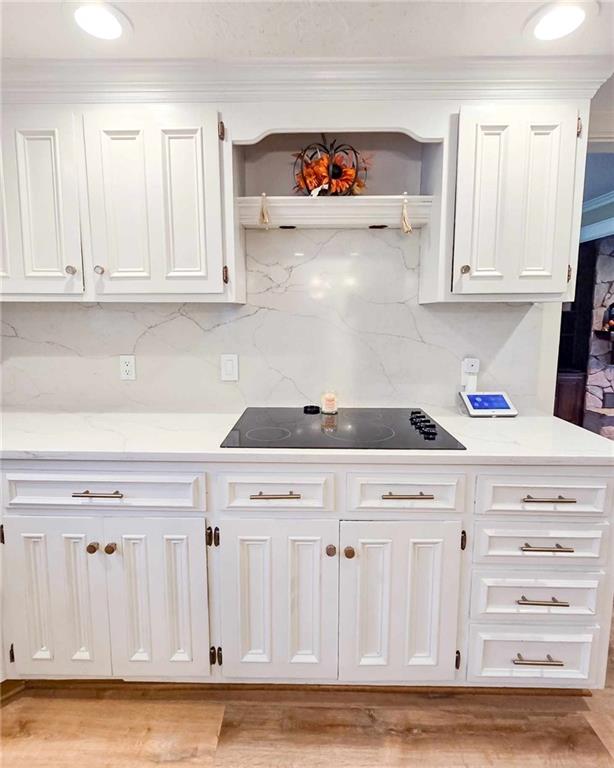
[
  {"xmin": 219, "ymin": 518, "xmax": 462, "ymax": 683},
  {"xmin": 4, "ymin": 516, "xmax": 111, "ymax": 676},
  {"xmin": 4, "ymin": 515, "xmax": 210, "ymax": 679},
  {"xmin": 219, "ymin": 519, "xmax": 339, "ymax": 679},
  {"xmin": 104, "ymin": 517, "xmax": 210, "ymax": 678},
  {"xmin": 339, "ymin": 520, "xmax": 462, "ymax": 682}
]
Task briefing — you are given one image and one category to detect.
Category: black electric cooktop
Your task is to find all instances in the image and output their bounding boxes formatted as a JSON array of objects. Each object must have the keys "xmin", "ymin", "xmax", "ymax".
[{"xmin": 221, "ymin": 407, "xmax": 466, "ymax": 450}]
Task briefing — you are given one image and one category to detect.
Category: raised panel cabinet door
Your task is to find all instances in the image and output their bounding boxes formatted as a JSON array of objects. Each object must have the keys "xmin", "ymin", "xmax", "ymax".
[
  {"xmin": 339, "ymin": 520, "xmax": 461, "ymax": 682},
  {"xmin": 453, "ymin": 105, "xmax": 578, "ymax": 295},
  {"xmin": 83, "ymin": 105, "xmax": 224, "ymax": 297},
  {"xmin": 219, "ymin": 519, "xmax": 339, "ymax": 680},
  {"xmin": 104, "ymin": 517, "xmax": 211, "ymax": 678},
  {"xmin": 1, "ymin": 106, "xmax": 84, "ymax": 296},
  {"xmin": 3, "ymin": 516, "xmax": 111, "ymax": 676}
]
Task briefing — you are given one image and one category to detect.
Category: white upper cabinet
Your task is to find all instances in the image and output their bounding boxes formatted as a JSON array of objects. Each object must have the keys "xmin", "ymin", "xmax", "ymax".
[
  {"xmin": 453, "ymin": 105, "xmax": 579, "ymax": 295},
  {"xmin": 1, "ymin": 107, "xmax": 84, "ymax": 297},
  {"xmin": 83, "ymin": 106, "xmax": 224, "ymax": 297}
]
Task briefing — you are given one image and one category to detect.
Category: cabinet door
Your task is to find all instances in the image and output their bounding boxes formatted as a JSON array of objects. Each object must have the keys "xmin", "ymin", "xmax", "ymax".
[
  {"xmin": 453, "ymin": 105, "xmax": 578, "ymax": 295},
  {"xmin": 83, "ymin": 105, "xmax": 224, "ymax": 297},
  {"xmin": 339, "ymin": 520, "xmax": 461, "ymax": 682},
  {"xmin": 104, "ymin": 517, "xmax": 211, "ymax": 678},
  {"xmin": 3, "ymin": 516, "xmax": 110, "ymax": 676},
  {"xmin": 219, "ymin": 519, "xmax": 339, "ymax": 680},
  {"xmin": 1, "ymin": 106, "xmax": 83, "ymax": 297}
]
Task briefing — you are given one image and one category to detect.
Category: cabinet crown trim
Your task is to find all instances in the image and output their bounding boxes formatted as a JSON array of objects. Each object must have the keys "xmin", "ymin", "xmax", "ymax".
[{"xmin": 2, "ymin": 56, "xmax": 611, "ymax": 102}]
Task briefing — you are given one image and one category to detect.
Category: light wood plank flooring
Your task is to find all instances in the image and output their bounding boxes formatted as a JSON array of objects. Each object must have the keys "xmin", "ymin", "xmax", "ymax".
[{"xmin": 2, "ymin": 622, "xmax": 613, "ymax": 767}]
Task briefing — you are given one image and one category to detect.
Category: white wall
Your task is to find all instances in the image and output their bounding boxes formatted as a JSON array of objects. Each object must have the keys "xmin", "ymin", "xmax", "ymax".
[{"xmin": 1, "ymin": 229, "xmax": 560, "ymax": 413}]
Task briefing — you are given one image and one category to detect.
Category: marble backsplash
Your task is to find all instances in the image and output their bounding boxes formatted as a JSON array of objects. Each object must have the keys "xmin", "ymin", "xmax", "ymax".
[{"xmin": 1, "ymin": 229, "xmax": 554, "ymax": 413}]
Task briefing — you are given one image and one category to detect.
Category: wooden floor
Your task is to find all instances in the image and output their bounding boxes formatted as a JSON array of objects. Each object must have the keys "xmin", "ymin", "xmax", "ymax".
[{"xmin": 2, "ymin": 625, "xmax": 613, "ymax": 767}]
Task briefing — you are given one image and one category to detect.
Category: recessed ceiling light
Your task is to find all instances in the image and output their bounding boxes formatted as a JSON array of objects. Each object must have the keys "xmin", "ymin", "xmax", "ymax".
[
  {"xmin": 73, "ymin": 3, "xmax": 131, "ymax": 40},
  {"xmin": 525, "ymin": 2, "xmax": 598, "ymax": 41}
]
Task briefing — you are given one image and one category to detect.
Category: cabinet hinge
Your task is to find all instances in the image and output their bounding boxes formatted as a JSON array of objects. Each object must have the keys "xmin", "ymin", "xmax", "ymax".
[
  {"xmin": 455, "ymin": 650, "xmax": 461, "ymax": 670},
  {"xmin": 216, "ymin": 646, "xmax": 223, "ymax": 666},
  {"xmin": 209, "ymin": 645, "xmax": 217, "ymax": 665},
  {"xmin": 460, "ymin": 530, "xmax": 467, "ymax": 551},
  {"xmin": 567, "ymin": 265, "xmax": 573, "ymax": 283},
  {"xmin": 218, "ymin": 120, "xmax": 225, "ymax": 141},
  {"xmin": 9, "ymin": 643, "xmax": 15, "ymax": 664},
  {"xmin": 0, "ymin": 524, "xmax": 4, "ymax": 544},
  {"xmin": 206, "ymin": 526, "xmax": 213, "ymax": 547},
  {"xmin": 222, "ymin": 265, "xmax": 229, "ymax": 284},
  {"xmin": 213, "ymin": 526, "xmax": 220, "ymax": 547},
  {"xmin": 577, "ymin": 116, "xmax": 582, "ymax": 137}
]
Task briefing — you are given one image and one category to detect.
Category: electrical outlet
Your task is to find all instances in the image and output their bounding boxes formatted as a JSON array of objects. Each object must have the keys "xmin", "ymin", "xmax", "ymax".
[
  {"xmin": 462, "ymin": 357, "xmax": 480, "ymax": 374},
  {"xmin": 119, "ymin": 355, "xmax": 136, "ymax": 381},
  {"xmin": 220, "ymin": 354, "xmax": 239, "ymax": 382}
]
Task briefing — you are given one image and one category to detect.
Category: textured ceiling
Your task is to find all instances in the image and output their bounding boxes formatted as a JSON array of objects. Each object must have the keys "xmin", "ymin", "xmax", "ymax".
[{"xmin": 2, "ymin": 0, "xmax": 613, "ymax": 60}]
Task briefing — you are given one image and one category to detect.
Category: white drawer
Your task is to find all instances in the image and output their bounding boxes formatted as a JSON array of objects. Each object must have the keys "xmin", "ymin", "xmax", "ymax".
[
  {"xmin": 474, "ymin": 521, "xmax": 607, "ymax": 565},
  {"xmin": 476, "ymin": 475, "xmax": 608, "ymax": 516},
  {"xmin": 347, "ymin": 473, "xmax": 463, "ymax": 512},
  {"xmin": 468, "ymin": 625, "xmax": 598, "ymax": 683},
  {"xmin": 471, "ymin": 570, "xmax": 602, "ymax": 620},
  {"xmin": 5, "ymin": 471, "xmax": 205, "ymax": 511},
  {"xmin": 220, "ymin": 473, "xmax": 333, "ymax": 511}
]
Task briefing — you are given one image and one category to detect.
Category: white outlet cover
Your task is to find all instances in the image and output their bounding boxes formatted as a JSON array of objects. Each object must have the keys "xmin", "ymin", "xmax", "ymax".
[
  {"xmin": 119, "ymin": 354, "xmax": 136, "ymax": 381},
  {"xmin": 462, "ymin": 357, "xmax": 480, "ymax": 373},
  {"xmin": 220, "ymin": 354, "xmax": 239, "ymax": 382}
]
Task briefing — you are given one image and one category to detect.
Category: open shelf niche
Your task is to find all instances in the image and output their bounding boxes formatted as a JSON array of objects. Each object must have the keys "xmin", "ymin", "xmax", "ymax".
[{"xmin": 234, "ymin": 131, "xmax": 441, "ymax": 231}]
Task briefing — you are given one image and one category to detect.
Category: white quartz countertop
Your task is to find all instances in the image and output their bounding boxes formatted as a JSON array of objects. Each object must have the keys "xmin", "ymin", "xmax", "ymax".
[{"xmin": 2, "ymin": 410, "xmax": 614, "ymax": 465}]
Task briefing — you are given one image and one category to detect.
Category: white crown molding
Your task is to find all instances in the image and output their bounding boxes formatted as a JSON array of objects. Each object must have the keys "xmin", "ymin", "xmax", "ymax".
[{"xmin": 2, "ymin": 56, "xmax": 612, "ymax": 103}]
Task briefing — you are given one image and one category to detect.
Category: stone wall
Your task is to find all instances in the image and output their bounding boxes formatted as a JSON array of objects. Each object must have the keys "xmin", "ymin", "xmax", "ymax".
[{"xmin": 584, "ymin": 235, "xmax": 614, "ymax": 439}]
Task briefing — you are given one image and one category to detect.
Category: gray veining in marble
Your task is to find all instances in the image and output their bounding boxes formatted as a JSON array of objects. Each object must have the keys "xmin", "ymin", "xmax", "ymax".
[{"xmin": 1, "ymin": 229, "xmax": 548, "ymax": 413}]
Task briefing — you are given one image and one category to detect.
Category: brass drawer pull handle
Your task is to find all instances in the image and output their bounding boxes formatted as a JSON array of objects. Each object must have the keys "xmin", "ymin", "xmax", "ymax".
[
  {"xmin": 516, "ymin": 595, "xmax": 570, "ymax": 608},
  {"xmin": 249, "ymin": 491, "xmax": 302, "ymax": 500},
  {"xmin": 520, "ymin": 542, "xmax": 575, "ymax": 553},
  {"xmin": 381, "ymin": 491, "xmax": 435, "ymax": 501},
  {"xmin": 344, "ymin": 546, "xmax": 356, "ymax": 559},
  {"xmin": 86, "ymin": 541, "xmax": 100, "ymax": 554},
  {"xmin": 522, "ymin": 494, "xmax": 577, "ymax": 504},
  {"xmin": 104, "ymin": 542, "xmax": 117, "ymax": 555},
  {"xmin": 72, "ymin": 490, "xmax": 124, "ymax": 499},
  {"xmin": 325, "ymin": 544, "xmax": 337, "ymax": 557},
  {"xmin": 512, "ymin": 653, "xmax": 564, "ymax": 667}
]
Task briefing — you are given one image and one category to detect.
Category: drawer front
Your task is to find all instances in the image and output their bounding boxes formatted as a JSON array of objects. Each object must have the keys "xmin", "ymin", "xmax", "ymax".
[
  {"xmin": 220, "ymin": 473, "xmax": 333, "ymax": 511},
  {"xmin": 471, "ymin": 570, "xmax": 602, "ymax": 620},
  {"xmin": 474, "ymin": 521, "xmax": 607, "ymax": 565},
  {"xmin": 347, "ymin": 473, "xmax": 463, "ymax": 512},
  {"xmin": 476, "ymin": 475, "xmax": 608, "ymax": 516},
  {"xmin": 5, "ymin": 472, "xmax": 205, "ymax": 511},
  {"xmin": 468, "ymin": 625, "xmax": 598, "ymax": 683}
]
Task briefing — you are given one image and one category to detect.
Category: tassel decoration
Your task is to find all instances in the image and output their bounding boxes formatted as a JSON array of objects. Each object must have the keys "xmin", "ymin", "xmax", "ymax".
[
  {"xmin": 401, "ymin": 197, "xmax": 413, "ymax": 234},
  {"xmin": 259, "ymin": 192, "xmax": 270, "ymax": 228}
]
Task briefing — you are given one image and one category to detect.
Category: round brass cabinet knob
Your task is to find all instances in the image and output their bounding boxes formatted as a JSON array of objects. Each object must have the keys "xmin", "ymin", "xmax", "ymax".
[
  {"xmin": 344, "ymin": 546, "xmax": 356, "ymax": 559},
  {"xmin": 86, "ymin": 541, "xmax": 99, "ymax": 554},
  {"xmin": 325, "ymin": 544, "xmax": 337, "ymax": 557},
  {"xmin": 93, "ymin": 265, "xmax": 105, "ymax": 275},
  {"xmin": 104, "ymin": 542, "xmax": 117, "ymax": 555},
  {"xmin": 460, "ymin": 264, "xmax": 471, "ymax": 275},
  {"xmin": 65, "ymin": 265, "xmax": 77, "ymax": 276}
]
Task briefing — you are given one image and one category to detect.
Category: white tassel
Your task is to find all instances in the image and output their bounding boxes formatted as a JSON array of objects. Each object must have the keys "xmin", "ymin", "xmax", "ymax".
[
  {"xmin": 401, "ymin": 198, "xmax": 413, "ymax": 234},
  {"xmin": 259, "ymin": 192, "xmax": 270, "ymax": 228}
]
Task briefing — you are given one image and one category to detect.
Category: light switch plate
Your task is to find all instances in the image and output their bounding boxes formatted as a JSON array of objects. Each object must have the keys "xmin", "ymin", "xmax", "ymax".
[{"xmin": 220, "ymin": 354, "xmax": 239, "ymax": 382}]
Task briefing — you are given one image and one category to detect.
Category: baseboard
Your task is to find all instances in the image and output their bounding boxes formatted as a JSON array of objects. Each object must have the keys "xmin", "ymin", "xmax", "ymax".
[
  {"xmin": 15, "ymin": 679, "xmax": 592, "ymax": 698},
  {"xmin": 0, "ymin": 680, "xmax": 26, "ymax": 705}
]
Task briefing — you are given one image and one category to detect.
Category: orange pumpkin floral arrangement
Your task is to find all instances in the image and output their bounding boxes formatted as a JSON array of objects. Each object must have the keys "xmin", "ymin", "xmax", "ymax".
[{"xmin": 293, "ymin": 137, "xmax": 369, "ymax": 196}]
